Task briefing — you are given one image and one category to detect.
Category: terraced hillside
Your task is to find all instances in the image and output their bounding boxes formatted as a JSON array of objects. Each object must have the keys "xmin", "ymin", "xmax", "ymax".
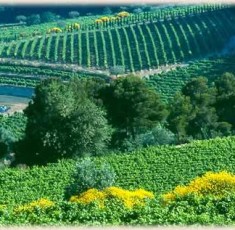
[{"xmin": 0, "ymin": 6, "xmax": 235, "ymax": 72}]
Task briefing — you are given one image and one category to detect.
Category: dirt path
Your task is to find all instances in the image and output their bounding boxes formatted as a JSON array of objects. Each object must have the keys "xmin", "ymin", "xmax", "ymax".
[{"xmin": 0, "ymin": 95, "xmax": 30, "ymax": 114}]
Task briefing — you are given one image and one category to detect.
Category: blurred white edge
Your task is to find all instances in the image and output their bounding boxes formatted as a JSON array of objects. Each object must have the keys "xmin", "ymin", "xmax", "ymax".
[{"xmin": 0, "ymin": 0, "xmax": 234, "ymax": 4}]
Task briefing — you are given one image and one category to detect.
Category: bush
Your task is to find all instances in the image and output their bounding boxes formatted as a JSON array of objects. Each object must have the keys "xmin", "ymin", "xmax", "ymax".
[
  {"xmin": 137, "ymin": 124, "xmax": 176, "ymax": 147},
  {"xmin": 163, "ymin": 171, "xmax": 235, "ymax": 203},
  {"xmin": 69, "ymin": 187, "xmax": 154, "ymax": 209},
  {"xmin": 65, "ymin": 158, "xmax": 116, "ymax": 198},
  {"xmin": 116, "ymin": 124, "xmax": 176, "ymax": 152}
]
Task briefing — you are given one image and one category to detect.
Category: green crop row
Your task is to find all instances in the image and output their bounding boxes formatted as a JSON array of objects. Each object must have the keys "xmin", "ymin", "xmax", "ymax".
[
  {"xmin": 0, "ymin": 136, "xmax": 235, "ymax": 205},
  {"xmin": 1, "ymin": 7, "xmax": 234, "ymax": 73},
  {"xmin": 147, "ymin": 55, "xmax": 235, "ymax": 101},
  {"xmin": 0, "ymin": 113, "xmax": 27, "ymax": 140}
]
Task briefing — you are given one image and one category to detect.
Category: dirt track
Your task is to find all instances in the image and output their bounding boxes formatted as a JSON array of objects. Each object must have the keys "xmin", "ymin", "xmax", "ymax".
[{"xmin": 0, "ymin": 95, "xmax": 30, "ymax": 114}]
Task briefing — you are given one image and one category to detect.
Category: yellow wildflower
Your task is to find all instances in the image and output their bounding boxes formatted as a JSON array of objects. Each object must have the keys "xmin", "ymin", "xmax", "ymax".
[
  {"xmin": 117, "ymin": 11, "xmax": 130, "ymax": 17},
  {"xmin": 163, "ymin": 171, "xmax": 235, "ymax": 203},
  {"xmin": 70, "ymin": 187, "xmax": 154, "ymax": 209},
  {"xmin": 100, "ymin": 16, "xmax": 110, "ymax": 22},
  {"xmin": 95, "ymin": 19, "xmax": 103, "ymax": 24},
  {"xmin": 15, "ymin": 198, "xmax": 54, "ymax": 213}
]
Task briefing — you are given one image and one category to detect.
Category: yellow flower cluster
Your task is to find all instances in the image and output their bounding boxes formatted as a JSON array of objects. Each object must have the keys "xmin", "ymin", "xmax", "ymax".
[
  {"xmin": 47, "ymin": 27, "xmax": 62, "ymax": 33},
  {"xmin": 15, "ymin": 198, "xmax": 55, "ymax": 213},
  {"xmin": 70, "ymin": 187, "xmax": 154, "ymax": 209},
  {"xmin": 95, "ymin": 11, "xmax": 130, "ymax": 24},
  {"xmin": 117, "ymin": 11, "xmax": 130, "ymax": 17},
  {"xmin": 163, "ymin": 171, "xmax": 235, "ymax": 202}
]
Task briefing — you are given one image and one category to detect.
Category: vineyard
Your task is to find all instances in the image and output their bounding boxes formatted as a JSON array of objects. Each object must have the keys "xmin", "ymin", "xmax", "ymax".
[
  {"xmin": 0, "ymin": 136, "xmax": 234, "ymax": 204},
  {"xmin": 0, "ymin": 6, "xmax": 235, "ymax": 73},
  {"xmin": 0, "ymin": 113, "xmax": 26, "ymax": 140},
  {"xmin": 147, "ymin": 55, "xmax": 235, "ymax": 101}
]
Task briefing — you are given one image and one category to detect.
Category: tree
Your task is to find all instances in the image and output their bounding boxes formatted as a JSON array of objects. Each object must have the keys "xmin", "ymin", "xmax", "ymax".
[
  {"xmin": 168, "ymin": 77, "xmax": 231, "ymax": 141},
  {"xmin": 215, "ymin": 72, "xmax": 235, "ymax": 128},
  {"xmin": 0, "ymin": 127, "xmax": 16, "ymax": 158},
  {"xmin": 15, "ymin": 15, "xmax": 27, "ymax": 23},
  {"xmin": 100, "ymin": 75, "xmax": 167, "ymax": 144},
  {"xmin": 103, "ymin": 7, "xmax": 112, "ymax": 15},
  {"xmin": 167, "ymin": 93, "xmax": 193, "ymax": 141},
  {"xmin": 15, "ymin": 78, "xmax": 112, "ymax": 165},
  {"xmin": 41, "ymin": 11, "xmax": 58, "ymax": 23},
  {"xmin": 26, "ymin": 14, "xmax": 41, "ymax": 25},
  {"xmin": 68, "ymin": 11, "xmax": 80, "ymax": 18}
]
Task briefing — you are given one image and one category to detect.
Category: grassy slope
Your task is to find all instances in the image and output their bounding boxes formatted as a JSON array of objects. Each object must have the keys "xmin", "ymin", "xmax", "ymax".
[{"xmin": 0, "ymin": 136, "xmax": 235, "ymax": 205}]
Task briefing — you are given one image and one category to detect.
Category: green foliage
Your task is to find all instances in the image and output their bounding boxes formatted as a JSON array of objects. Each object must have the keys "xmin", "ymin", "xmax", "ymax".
[
  {"xmin": 0, "ymin": 113, "xmax": 26, "ymax": 141},
  {"xmin": 147, "ymin": 56, "xmax": 235, "ymax": 101},
  {"xmin": 41, "ymin": 11, "xmax": 58, "ymax": 23},
  {"xmin": 16, "ymin": 78, "xmax": 112, "ymax": 165},
  {"xmin": 0, "ymin": 127, "xmax": 16, "ymax": 157},
  {"xmin": 110, "ymin": 66, "xmax": 125, "ymax": 75},
  {"xmin": 137, "ymin": 124, "xmax": 176, "ymax": 147},
  {"xmin": 0, "ymin": 136, "xmax": 234, "ymax": 206},
  {"xmin": 215, "ymin": 72, "xmax": 235, "ymax": 128},
  {"xmin": 0, "ymin": 193, "xmax": 235, "ymax": 225},
  {"xmin": 0, "ymin": 136, "xmax": 234, "ymax": 224},
  {"xmin": 66, "ymin": 158, "xmax": 116, "ymax": 197},
  {"xmin": 100, "ymin": 76, "xmax": 167, "ymax": 145},
  {"xmin": 115, "ymin": 124, "xmax": 176, "ymax": 152},
  {"xmin": 2, "ymin": 7, "xmax": 235, "ymax": 73},
  {"xmin": 26, "ymin": 14, "xmax": 41, "ymax": 26},
  {"xmin": 167, "ymin": 76, "xmax": 232, "ymax": 141}
]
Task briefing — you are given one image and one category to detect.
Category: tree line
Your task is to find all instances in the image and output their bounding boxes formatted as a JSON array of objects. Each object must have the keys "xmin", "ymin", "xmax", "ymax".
[{"xmin": 2, "ymin": 72, "xmax": 235, "ymax": 165}]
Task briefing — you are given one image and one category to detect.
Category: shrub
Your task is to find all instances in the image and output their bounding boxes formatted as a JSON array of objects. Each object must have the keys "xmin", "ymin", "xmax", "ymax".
[
  {"xmin": 70, "ymin": 187, "xmax": 154, "ymax": 209},
  {"xmin": 163, "ymin": 171, "xmax": 235, "ymax": 203},
  {"xmin": 14, "ymin": 198, "xmax": 54, "ymax": 213},
  {"xmin": 66, "ymin": 158, "xmax": 116, "ymax": 197},
  {"xmin": 116, "ymin": 124, "xmax": 176, "ymax": 152}
]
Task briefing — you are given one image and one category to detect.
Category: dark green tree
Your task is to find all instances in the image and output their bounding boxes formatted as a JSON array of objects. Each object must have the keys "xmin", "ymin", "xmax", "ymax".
[
  {"xmin": 215, "ymin": 72, "xmax": 235, "ymax": 128},
  {"xmin": 100, "ymin": 75, "xmax": 167, "ymax": 144},
  {"xmin": 41, "ymin": 11, "xmax": 58, "ymax": 23},
  {"xmin": 167, "ymin": 93, "xmax": 193, "ymax": 141},
  {"xmin": 168, "ymin": 77, "xmax": 231, "ymax": 141},
  {"xmin": 16, "ymin": 78, "xmax": 112, "ymax": 165},
  {"xmin": 26, "ymin": 14, "xmax": 41, "ymax": 25}
]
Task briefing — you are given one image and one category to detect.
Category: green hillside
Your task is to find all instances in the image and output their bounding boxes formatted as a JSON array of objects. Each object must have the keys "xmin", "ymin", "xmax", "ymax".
[
  {"xmin": 1, "ymin": 6, "xmax": 235, "ymax": 73},
  {"xmin": 147, "ymin": 55, "xmax": 235, "ymax": 101},
  {"xmin": 0, "ymin": 136, "xmax": 235, "ymax": 205}
]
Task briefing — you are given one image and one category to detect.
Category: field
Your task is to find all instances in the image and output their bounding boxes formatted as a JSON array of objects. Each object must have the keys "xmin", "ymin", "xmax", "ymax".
[
  {"xmin": 147, "ymin": 55, "xmax": 235, "ymax": 100},
  {"xmin": 0, "ymin": 137, "xmax": 234, "ymax": 224},
  {"xmin": 0, "ymin": 6, "xmax": 234, "ymax": 73}
]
